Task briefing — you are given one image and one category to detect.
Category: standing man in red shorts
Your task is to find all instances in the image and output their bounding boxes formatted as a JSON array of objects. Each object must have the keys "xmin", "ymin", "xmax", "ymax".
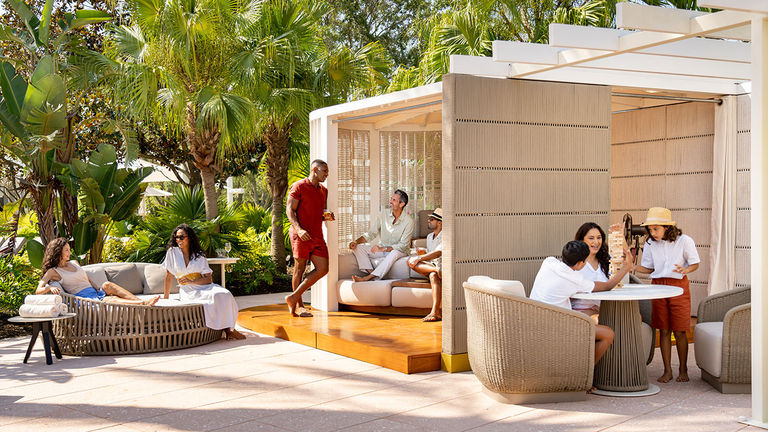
[{"xmin": 285, "ymin": 159, "xmax": 334, "ymax": 317}]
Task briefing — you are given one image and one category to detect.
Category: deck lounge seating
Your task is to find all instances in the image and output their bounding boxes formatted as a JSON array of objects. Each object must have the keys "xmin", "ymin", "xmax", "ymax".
[
  {"xmin": 694, "ymin": 287, "xmax": 751, "ymax": 393},
  {"xmin": 463, "ymin": 276, "xmax": 594, "ymax": 404},
  {"xmin": 50, "ymin": 262, "xmax": 223, "ymax": 355}
]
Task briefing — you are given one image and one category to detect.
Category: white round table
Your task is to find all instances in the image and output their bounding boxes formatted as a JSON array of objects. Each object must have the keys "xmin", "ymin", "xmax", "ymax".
[
  {"xmin": 206, "ymin": 257, "xmax": 239, "ymax": 288},
  {"xmin": 572, "ymin": 284, "xmax": 683, "ymax": 397}
]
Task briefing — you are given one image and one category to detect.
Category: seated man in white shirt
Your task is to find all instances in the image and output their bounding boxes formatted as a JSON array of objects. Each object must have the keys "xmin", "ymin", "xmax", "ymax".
[
  {"xmin": 408, "ymin": 208, "xmax": 443, "ymax": 322},
  {"xmin": 350, "ymin": 190, "xmax": 414, "ymax": 282},
  {"xmin": 530, "ymin": 241, "xmax": 633, "ymax": 366}
]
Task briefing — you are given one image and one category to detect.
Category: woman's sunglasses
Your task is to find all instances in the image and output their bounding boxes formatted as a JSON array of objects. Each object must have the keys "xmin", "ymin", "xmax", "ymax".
[{"xmin": 174, "ymin": 235, "xmax": 188, "ymax": 240}]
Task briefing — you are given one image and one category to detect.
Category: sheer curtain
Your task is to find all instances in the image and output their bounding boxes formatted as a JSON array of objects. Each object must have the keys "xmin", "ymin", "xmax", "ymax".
[
  {"xmin": 710, "ymin": 96, "xmax": 737, "ymax": 295},
  {"xmin": 379, "ymin": 131, "xmax": 442, "ymax": 215},
  {"xmin": 337, "ymin": 129, "xmax": 371, "ymax": 251}
]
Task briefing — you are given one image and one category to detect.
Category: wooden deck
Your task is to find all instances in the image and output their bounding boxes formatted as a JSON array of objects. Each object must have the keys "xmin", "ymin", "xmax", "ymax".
[{"xmin": 237, "ymin": 304, "xmax": 442, "ymax": 374}]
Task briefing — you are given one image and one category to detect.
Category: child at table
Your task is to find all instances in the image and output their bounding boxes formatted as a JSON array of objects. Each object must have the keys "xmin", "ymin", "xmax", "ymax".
[
  {"xmin": 633, "ymin": 207, "xmax": 700, "ymax": 383},
  {"xmin": 530, "ymin": 241, "xmax": 633, "ymax": 366}
]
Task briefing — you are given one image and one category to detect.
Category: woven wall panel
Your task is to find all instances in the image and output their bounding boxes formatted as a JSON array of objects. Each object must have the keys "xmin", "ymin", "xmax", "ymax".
[
  {"xmin": 337, "ymin": 129, "xmax": 371, "ymax": 251},
  {"xmin": 737, "ymin": 133, "xmax": 751, "ymax": 171},
  {"xmin": 612, "ymin": 108, "xmax": 666, "ymax": 144},
  {"xmin": 737, "ymin": 95, "xmax": 751, "ymax": 131},
  {"xmin": 455, "ymin": 123, "xmax": 609, "ymax": 169},
  {"xmin": 611, "ymin": 141, "xmax": 666, "ymax": 177},
  {"xmin": 444, "ymin": 75, "xmax": 610, "ymax": 354},
  {"xmin": 735, "ymin": 248, "xmax": 751, "ymax": 286},
  {"xmin": 611, "ymin": 176, "xmax": 666, "ymax": 210},
  {"xmin": 690, "ymin": 282, "xmax": 709, "ymax": 314},
  {"xmin": 454, "ymin": 214, "xmax": 609, "ymax": 262},
  {"xmin": 609, "ymin": 210, "xmax": 646, "ymax": 226},
  {"xmin": 454, "ymin": 78, "xmax": 610, "ymax": 126},
  {"xmin": 693, "ymin": 247, "xmax": 711, "ymax": 283},
  {"xmin": 454, "ymin": 171, "xmax": 608, "ymax": 214},
  {"xmin": 665, "ymin": 173, "xmax": 713, "ymax": 209},
  {"xmin": 736, "ymin": 171, "xmax": 750, "ymax": 208},
  {"xmin": 665, "ymin": 136, "xmax": 714, "ymax": 173},
  {"xmin": 666, "ymin": 102, "xmax": 715, "ymax": 137},
  {"xmin": 669, "ymin": 209, "xmax": 711, "ymax": 246},
  {"xmin": 736, "ymin": 210, "xmax": 751, "ymax": 247},
  {"xmin": 379, "ymin": 131, "xmax": 442, "ymax": 215}
]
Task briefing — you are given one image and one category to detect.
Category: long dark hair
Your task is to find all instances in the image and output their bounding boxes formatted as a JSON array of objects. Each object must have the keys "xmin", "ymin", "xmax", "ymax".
[
  {"xmin": 574, "ymin": 222, "xmax": 610, "ymax": 278},
  {"xmin": 167, "ymin": 224, "xmax": 205, "ymax": 260},
  {"xmin": 646, "ymin": 225, "xmax": 683, "ymax": 242},
  {"xmin": 42, "ymin": 237, "xmax": 69, "ymax": 274}
]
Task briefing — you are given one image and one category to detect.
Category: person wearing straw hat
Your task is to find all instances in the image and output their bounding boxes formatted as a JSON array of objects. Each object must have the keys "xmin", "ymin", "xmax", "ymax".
[
  {"xmin": 408, "ymin": 208, "xmax": 443, "ymax": 322},
  {"xmin": 634, "ymin": 207, "xmax": 700, "ymax": 383}
]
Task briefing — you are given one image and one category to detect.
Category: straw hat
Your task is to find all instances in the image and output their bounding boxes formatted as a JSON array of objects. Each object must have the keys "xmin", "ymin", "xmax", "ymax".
[
  {"xmin": 640, "ymin": 207, "xmax": 675, "ymax": 226},
  {"xmin": 429, "ymin": 208, "xmax": 442, "ymax": 221}
]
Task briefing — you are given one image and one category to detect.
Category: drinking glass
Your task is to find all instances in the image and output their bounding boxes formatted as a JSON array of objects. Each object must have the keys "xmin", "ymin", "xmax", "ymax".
[{"xmin": 224, "ymin": 242, "xmax": 232, "ymax": 256}]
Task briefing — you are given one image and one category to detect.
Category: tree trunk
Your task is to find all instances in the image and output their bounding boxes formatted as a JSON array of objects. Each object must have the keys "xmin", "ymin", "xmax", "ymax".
[
  {"xmin": 185, "ymin": 103, "xmax": 220, "ymax": 221},
  {"xmin": 264, "ymin": 121, "xmax": 292, "ymax": 273}
]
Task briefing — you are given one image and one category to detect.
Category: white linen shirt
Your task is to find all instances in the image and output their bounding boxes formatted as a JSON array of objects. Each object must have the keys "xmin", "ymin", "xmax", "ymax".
[
  {"xmin": 570, "ymin": 261, "xmax": 608, "ymax": 310},
  {"xmin": 530, "ymin": 257, "xmax": 595, "ymax": 310},
  {"xmin": 641, "ymin": 234, "xmax": 700, "ymax": 280},
  {"xmin": 362, "ymin": 209, "xmax": 414, "ymax": 254},
  {"xmin": 426, "ymin": 231, "xmax": 442, "ymax": 266}
]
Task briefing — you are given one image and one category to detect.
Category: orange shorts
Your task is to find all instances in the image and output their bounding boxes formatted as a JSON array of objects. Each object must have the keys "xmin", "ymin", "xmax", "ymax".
[
  {"xmin": 651, "ymin": 276, "xmax": 691, "ymax": 332},
  {"xmin": 289, "ymin": 232, "xmax": 329, "ymax": 260}
]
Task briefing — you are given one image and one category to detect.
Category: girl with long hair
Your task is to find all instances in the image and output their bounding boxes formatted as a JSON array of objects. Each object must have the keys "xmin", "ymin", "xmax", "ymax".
[{"xmin": 36, "ymin": 238, "xmax": 159, "ymax": 305}]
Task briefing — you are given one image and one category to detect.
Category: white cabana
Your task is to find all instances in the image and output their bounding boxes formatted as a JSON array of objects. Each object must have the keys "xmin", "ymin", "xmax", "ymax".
[{"xmin": 310, "ymin": 2, "xmax": 768, "ymax": 426}]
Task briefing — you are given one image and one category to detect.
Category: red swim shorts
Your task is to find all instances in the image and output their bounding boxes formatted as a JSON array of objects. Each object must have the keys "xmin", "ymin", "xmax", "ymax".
[
  {"xmin": 651, "ymin": 276, "xmax": 691, "ymax": 332},
  {"xmin": 289, "ymin": 232, "xmax": 329, "ymax": 260}
]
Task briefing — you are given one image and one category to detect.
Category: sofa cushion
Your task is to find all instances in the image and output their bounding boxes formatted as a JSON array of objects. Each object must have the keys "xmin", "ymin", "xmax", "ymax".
[
  {"xmin": 83, "ymin": 267, "xmax": 109, "ymax": 291},
  {"xmin": 695, "ymin": 322, "xmax": 724, "ymax": 377},
  {"xmin": 143, "ymin": 264, "xmax": 179, "ymax": 295},
  {"xmin": 337, "ymin": 279, "xmax": 392, "ymax": 306},
  {"xmin": 104, "ymin": 263, "xmax": 144, "ymax": 295},
  {"xmin": 391, "ymin": 286, "xmax": 432, "ymax": 308}
]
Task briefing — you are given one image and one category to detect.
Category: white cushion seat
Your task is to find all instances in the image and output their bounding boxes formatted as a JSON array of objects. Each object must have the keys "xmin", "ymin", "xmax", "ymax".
[
  {"xmin": 392, "ymin": 286, "xmax": 432, "ymax": 308},
  {"xmin": 694, "ymin": 321, "xmax": 724, "ymax": 378},
  {"xmin": 337, "ymin": 279, "xmax": 393, "ymax": 306}
]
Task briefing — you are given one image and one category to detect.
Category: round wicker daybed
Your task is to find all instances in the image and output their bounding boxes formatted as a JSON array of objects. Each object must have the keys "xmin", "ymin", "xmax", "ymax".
[{"xmin": 49, "ymin": 262, "xmax": 224, "ymax": 355}]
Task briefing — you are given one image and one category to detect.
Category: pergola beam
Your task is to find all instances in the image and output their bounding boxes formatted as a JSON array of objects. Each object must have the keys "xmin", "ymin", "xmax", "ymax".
[
  {"xmin": 617, "ymin": 2, "xmax": 751, "ymax": 41},
  {"xmin": 700, "ymin": 0, "xmax": 768, "ymax": 14},
  {"xmin": 372, "ymin": 104, "xmax": 441, "ymax": 129}
]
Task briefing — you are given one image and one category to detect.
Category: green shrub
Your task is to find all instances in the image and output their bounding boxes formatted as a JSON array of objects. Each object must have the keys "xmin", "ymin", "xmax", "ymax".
[
  {"xmin": 102, "ymin": 237, "xmax": 136, "ymax": 263},
  {"xmin": 0, "ymin": 254, "xmax": 40, "ymax": 314},
  {"xmin": 227, "ymin": 228, "xmax": 288, "ymax": 295}
]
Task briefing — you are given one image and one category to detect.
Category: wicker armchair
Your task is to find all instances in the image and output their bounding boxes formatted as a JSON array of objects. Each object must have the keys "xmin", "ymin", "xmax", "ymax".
[
  {"xmin": 53, "ymin": 293, "xmax": 223, "ymax": 355},
  {"xmin": 694, "ymin": 287, "xmax": 751, "ymax": 393},
  {"xmin": 463, "ymin": 279, "xmax": 594, "ymax": 404}
]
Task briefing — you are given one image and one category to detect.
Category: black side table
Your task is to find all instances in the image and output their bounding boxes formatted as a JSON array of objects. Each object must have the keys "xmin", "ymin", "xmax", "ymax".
[{"xmin": 8, "ymin": 313, "xmax": 76, "ymax": 365}]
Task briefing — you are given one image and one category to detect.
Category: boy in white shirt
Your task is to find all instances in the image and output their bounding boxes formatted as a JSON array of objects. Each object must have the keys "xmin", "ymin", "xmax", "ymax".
[{"xmin": 530, "ymin": 241, "xmax": 633, "ymax": 365}]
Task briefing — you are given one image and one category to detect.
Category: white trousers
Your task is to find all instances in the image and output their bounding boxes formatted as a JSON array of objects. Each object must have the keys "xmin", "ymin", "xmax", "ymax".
[{"xmin": 352, "ymin": 244, "xmax": 405, "ymax": 279}]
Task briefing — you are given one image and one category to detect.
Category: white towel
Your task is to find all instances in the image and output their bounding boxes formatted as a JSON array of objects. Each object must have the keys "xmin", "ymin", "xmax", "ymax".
[
  {"xmin": 57, "ymin": 304, "xmax": 68, "ymax": 315},
  {"xmin": 19, "ymin": 304, "xmax": 60, "ymax": 318},
  {"xmin": 24, "ymin": 295, "xmax": 62, "ymax": 306}
]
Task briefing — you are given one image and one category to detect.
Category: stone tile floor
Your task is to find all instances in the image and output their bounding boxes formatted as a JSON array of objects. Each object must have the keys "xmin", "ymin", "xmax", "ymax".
[{"xmin": 0, "ymin": 293, "xmax": 759, "ymax": 432}]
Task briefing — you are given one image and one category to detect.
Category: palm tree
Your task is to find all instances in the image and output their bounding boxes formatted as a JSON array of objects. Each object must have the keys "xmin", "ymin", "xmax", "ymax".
[
  {"xmin": 109, "ymin": 0, "xmax": 258, "ymax": 221},
  {"xmin": 233, "ymin": 0, "xmax": 389, "ymax": 271}
]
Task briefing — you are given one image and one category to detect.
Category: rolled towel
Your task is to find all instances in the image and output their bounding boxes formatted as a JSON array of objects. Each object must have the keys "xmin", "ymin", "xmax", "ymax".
[
  {"xmin": 19, "ymin": 304, "xmax": 60, "ymax": 318},
  {"xmin": 24, "ymin": 295, "xmax": 62, "ymax": 306},
  {"xmin": 57, "ymin": 304, "xmax": 68, "ymax": 315}
]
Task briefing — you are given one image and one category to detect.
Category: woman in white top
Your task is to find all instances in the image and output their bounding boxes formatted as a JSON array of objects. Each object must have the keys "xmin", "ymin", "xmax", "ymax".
[
  {"xmin": 162, "ymin": 224, "xmax": 245, "ymax": 340},
  {"xmin": 570, "ymin": 222, "xmax": 611, "ymax": 320},
  {"xmin": 36, "ymin": 238, "xmax": 159, "ymax": 305}
]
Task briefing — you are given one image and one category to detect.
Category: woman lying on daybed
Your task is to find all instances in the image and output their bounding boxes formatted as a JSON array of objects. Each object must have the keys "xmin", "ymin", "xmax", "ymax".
[{"xmin": 36, "ymin": 238, "xmax": 160, "ymax": 306}]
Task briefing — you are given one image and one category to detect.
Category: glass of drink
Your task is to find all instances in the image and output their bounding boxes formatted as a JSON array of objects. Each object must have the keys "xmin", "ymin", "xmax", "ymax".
[
  {"xmin": 224, "ymin": 242, "xmax": 232, "ymax": 256},
  {"xmin": 323, "ymin": 209, "xmax": 334, "ymax": 221},
  {"xmin": 417, "ymin": 247, "xmax": 427, "ymax": 255}
]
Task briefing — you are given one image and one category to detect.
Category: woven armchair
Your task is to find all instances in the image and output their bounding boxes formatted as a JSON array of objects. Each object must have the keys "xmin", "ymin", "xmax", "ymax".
[
  {"xmin": 694, "ymin": 287, "xmax": 751, "ymax": 393},
  {"xmin": 52, "ymin": 293, "xmax": 223, "ymax": 356},
  {"xmin": 463, "ymin": 279, "xmax": 595, "ymax": 404}
]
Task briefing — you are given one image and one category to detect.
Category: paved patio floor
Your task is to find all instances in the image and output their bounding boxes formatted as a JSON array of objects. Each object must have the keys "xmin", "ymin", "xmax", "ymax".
[{"xmin": 0, "ymin": 293, "xmax": 759, "ymax": 432}]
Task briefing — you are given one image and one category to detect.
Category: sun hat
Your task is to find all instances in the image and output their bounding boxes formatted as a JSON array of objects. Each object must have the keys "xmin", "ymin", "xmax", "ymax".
[
  {"xmin": 429, "ymin": 208, "xmax": 442, "ymax": 221},
  {"xmin": 640, "ymin": 207, "xmax": 675, "ymax": 226}
]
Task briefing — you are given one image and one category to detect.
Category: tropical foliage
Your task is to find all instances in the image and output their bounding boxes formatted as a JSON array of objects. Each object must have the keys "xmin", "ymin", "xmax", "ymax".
[{"xmin": 0, "ymin": 254, "xmax": 38, "ymax": 314}]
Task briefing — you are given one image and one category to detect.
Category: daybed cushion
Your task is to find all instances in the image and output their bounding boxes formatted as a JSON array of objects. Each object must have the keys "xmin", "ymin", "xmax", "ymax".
[
  {"xmin": 695, "ymin": 321, "xmax": 724, "ymax": 377},
  {"xmin": 105, "ymin": 263, "xmax": 143, "ymax": 294},
  {"xmin": 337, "ymin": 279, "xmax": 392, "ymax": 306},
  {"xmin": 391, "ymin": 286, "xmax": 432, "ymax": 308},
  {"xmin": 467, "ymin": 276, "xmax": 526, "ymax": 298},
  {"xmin": 143, "ymin": 264, "xmax": 178, "ymax": 294},
  {"xmin": 83, "ymin": 267, "xmax": 109, "ymax": 292}
]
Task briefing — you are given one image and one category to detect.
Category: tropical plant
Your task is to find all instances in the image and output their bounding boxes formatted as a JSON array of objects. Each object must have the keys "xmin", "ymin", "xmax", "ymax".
[
  {"xmin": 234, "ymin": 0, "xmax": 390, "ymax": 272},
  {"xmin": 0, "ymin": 254, "xmax": 39, "ymax": 314},
  {"xmin": 127, "ymin": 186, "xmax": 244, "ymax": 263},
  {"xmin": 227, "ymin": 227, "xmax": 288, "ymax": 295},
  {"xmin": 109, "ymin": 0, "xmax": 260, "ymax": 222},
  {"xmin": 57, "ymin": 144, "xmax": 152, "ymax": 264},
  {"xmin": 0, "ymin": 0, "xmax": 134, "ymax": 249}
]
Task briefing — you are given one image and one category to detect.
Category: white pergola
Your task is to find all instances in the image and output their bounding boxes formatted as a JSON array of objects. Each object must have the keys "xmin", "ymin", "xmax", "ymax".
[{"xmin": 311, "ymin": 2, "xmax": 768, "ymax": 425}]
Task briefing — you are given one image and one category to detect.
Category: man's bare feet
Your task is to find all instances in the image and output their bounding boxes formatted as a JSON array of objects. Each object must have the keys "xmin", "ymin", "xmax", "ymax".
[
  {"xmin": 657, "ymin": 371, "xmax": 673, "ymax": 383},
  {"xmin": 143, "ymin": 296, "xmax": 160, "ymax": 306},
  {"xmin": 225, "ymin": 328, "xmax": 246, "ymax": 340},
  {"xmin": 676, "ymin": 370, "xmax": 689, "ymax": 382},
  {"xmin": 352, "ymin": 274, "xmax": 375, "ymax": 282},
  {"xmin": 285, "ymin": 294, "xmax": 299, "ymax": 316}
]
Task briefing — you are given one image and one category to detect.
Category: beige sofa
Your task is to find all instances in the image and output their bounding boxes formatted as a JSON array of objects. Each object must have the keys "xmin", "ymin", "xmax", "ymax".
[{"xmin": 51, "ymin": 262, "xmax": 224, "ymax": 355}]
